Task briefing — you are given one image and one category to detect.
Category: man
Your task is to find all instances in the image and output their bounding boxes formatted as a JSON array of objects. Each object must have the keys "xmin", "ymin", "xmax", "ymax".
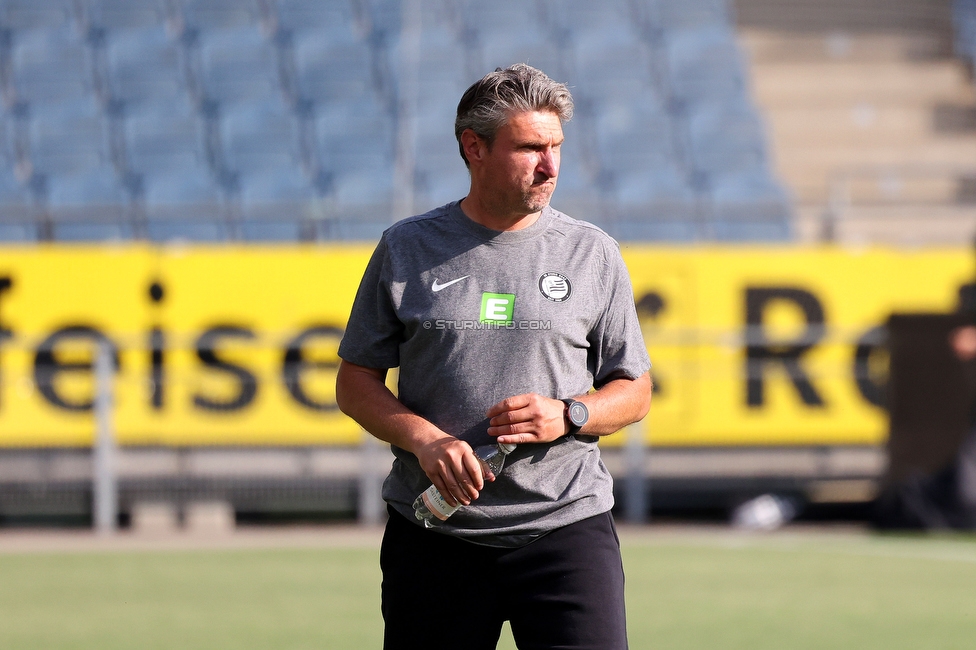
[{"xmin": 335, "ymin": 64, "xmax": 651, "ymax": 650}]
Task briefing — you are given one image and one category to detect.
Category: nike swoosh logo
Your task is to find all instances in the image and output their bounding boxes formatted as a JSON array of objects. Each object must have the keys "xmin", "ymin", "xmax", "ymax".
[{"xmin": 431, "ymin": 275, "xmax": 470, "ymax": 292}]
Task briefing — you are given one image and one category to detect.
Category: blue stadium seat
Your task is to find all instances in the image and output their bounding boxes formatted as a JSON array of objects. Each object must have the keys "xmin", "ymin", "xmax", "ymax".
[
  {"xmin": 708, "ymin": 170, "xmax": 792, "ymax": 231},
  {"xmin": 53, "ymin": 220, "xmax": 134, "ymax": 241},
  {"xmin": 46, "ymin": 167, "xmax": 130, "ymax": 221},
  {"xmin": 480, "ymin": 38, "xmax": 564, "ymax": 81},
  {"xmin": 571, "ymin": 37, "xmax": 656, "ymax": 104},
  {"xmin": 294, "ymin": 32, "xmax": 375, "ymax": 103},
  {"xmin": 664, "ymin": 25, "xmax": 745, "ymax": 106},
  {"xmin": 238, "ymin": 218, "xmax": 306, "ymax": 242},
  {"xmin": 197, "ymin": 26, "xmax": 281, "ymax": 104},
  {"xmin": 0, "ymin": 221, "xmax": 36, "ymax": 241},
  {"xmin": 176, "ymin": 0, "xmax": 261, "ymax": 30},
  {"xmin": 267, "ymin": 0, "xmax": 360, "ymax": 36},
  {"xmin": 315, "ymin": 101, "xmax": 394, "ymax": 176},
  {"xmin": 541, "ymin": 0, "xmax": 632, "ymax": 36},
  {"xmin": 142, "ymin": 168, "xmax": 224, "ymax": 220},
  {"xmin": 238, "ymin": 166, "xmax": 315, "ymax": 219},
  {"xmin": 458, "ymin": 0, "xmax": 543, "ymax": 35},
  {"xmin": 83, "ymin": 0, "xmax": 166, "ymax": 30},
  {"xmin": 0, "ymin": 0, "xmax": 74, "ymax": 30},
  {"xmin": 145, "ymin": 217, "xmax": 228, "ymax": 242},
  {"xmin": 219, "ymin": 100, "xmax": 300, "ymax": 174},
  {"xmin": 11, "ymin": 27, "xmax": 93, "ymax": 105},
  {"xmin": 594, "ymin": 96, "xmax": 676, "ymax": 170},
  {"xmin": 123, "ymin": 98, "xmax": 207, "ymax": 174},
  {"xmin": 105, "ymin": 26, "xmax": 186, "ymax": 106},
  {"xmin": 27, "ymin": 99, "xmax": 111, "ymax": 176},
  {"xmin": 365, "ymin": 0, "xmax": 401, "ymax": 41},
  {"xmin": 687, "ymin": 102, "xmax": 768, "ymax": 180},
  {"xmin": 657, "ymin": 0, "xmax": 731, "ymax": 31},
  {"xmin": 0, "ymin": 169, "xmax": 40, "ymax": 239}
]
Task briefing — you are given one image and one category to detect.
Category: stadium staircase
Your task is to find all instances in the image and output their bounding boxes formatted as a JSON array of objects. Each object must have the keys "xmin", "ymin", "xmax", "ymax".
[
  {"xmin": 0, "ymin": 0, "xmax": 792, "ymax": 243},
  {"xmin": 736, "ymin": 0, "xmax": 976, "ymax": 245}
]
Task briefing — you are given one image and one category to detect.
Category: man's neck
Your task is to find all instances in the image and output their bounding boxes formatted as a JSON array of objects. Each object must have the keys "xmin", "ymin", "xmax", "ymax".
[{"xmin": 459, "ymin": 196, "xmax": 542, "ymax": 232}]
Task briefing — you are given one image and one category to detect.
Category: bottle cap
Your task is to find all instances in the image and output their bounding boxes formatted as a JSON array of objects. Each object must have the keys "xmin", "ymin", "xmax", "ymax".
[{"xmin": 498, "ymin": 442, "xmax": 517, "ymax": 454}]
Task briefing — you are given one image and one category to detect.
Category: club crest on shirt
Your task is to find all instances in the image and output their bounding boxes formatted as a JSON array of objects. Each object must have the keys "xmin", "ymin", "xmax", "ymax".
[{"xmin": 538, "ymin": 272, "xmax": 572, "ymax": 302}]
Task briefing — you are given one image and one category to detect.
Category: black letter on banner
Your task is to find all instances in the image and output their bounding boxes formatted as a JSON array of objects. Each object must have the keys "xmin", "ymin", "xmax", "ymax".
[
  {"xmin": 283, "ymin": 326, "xmax": 343, "ymax": 411},
  {"xmin": 150, "ymin": 328, "xmax": 165, "ymax": 409},
  {"xmin": 34, "ymin": 326, "xmax": 120, "ymax": 411},
  {"xmin": 745, "ymin": 287, "xmax": 826, "ymax": 407},
  {"xmin": 853, "ymin": 326, "xmax": 887, "ymax": 409},
  {"xmin": 193, "ymin": 326, "xmax": 258, "ymax": 411},
  {"xmin": 0, "ymin": 277, "xmax": 12, "ymax": 410}
]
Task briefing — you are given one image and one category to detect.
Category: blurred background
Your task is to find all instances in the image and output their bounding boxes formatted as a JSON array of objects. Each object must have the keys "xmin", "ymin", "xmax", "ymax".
[{"xmin": 0, "ymin": 0, "xmax": 975, "ymax": 534}]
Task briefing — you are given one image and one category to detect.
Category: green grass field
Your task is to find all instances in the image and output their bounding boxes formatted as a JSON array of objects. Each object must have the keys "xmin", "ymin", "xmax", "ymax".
[{"xmin": 1, "ymin": 528, "xmax": 975, "ymax": 649}]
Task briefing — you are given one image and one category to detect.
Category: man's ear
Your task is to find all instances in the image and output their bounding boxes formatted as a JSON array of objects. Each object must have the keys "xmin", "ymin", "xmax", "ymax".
[{"xmin": 460, "ymin": 129, "xmax": 486, "ymax": 166}]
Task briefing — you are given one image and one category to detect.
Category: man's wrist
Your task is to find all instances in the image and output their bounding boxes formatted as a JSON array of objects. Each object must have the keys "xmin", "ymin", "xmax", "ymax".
[{"xmin": 560, "ymin": 398, "xmax": 589, "ymax": 435}]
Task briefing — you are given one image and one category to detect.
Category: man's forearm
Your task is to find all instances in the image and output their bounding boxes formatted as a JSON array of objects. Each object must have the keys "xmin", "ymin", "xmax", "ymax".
[
  {"xmin": 573, "ymin": 372, "xmax": 652, "ymax": 436},
  {"xmin": 334, "ymin": 361, "xmax": 447, "ymax": 454}
]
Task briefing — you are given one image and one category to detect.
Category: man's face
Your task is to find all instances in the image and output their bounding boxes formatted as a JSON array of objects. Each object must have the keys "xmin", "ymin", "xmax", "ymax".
[{"xmin": 474, "ymin": 110, "xmax": 563, "ymax": 217}]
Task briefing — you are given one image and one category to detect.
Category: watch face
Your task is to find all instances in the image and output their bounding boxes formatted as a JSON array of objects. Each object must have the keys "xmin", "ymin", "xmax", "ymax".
[{"xmin": 568, "ymin": 401, "xmax": 588, "ymax": 426}]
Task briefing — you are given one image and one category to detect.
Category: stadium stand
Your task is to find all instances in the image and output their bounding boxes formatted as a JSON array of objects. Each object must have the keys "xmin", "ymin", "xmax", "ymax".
[
  {"xmin": 737, "ymin": 0, "xmax": 976, "ymax": 245},
  {"xmin": 0, "ymin": 0, "xmax": 799, "ymax": 242}
]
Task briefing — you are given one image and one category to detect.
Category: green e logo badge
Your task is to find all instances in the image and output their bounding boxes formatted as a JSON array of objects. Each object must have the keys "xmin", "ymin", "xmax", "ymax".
[{"xmin": 480, "ymin": 292, "xmax": 515, "ymax": 324}]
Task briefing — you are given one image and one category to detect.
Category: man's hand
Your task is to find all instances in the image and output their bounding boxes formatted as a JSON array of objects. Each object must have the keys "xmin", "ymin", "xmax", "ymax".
[
  {"xmin": 486, "ymin": 393, "xmax": 567, "ymax": 445},
  {"xmin": 414, "ymin": 435, "xmax": 488, "ymax": 508}
]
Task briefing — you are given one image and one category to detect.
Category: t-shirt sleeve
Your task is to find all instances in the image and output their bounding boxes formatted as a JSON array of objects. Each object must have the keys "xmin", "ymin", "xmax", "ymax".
[
  {"xmin": 337, "ymin": 235, "xmax": 403, "ymax": 369},
  {"xmin": 589, "ymin": 244, "xmax": 651, "ymax": 387}
]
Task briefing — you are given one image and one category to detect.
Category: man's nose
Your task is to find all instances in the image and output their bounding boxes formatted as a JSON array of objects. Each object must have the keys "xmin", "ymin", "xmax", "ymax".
[{"xmin": 537, "ymin": 148, "xmax": 558, "ymax": 178}]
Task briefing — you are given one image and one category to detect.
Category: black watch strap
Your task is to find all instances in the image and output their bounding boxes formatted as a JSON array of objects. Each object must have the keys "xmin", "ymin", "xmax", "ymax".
[{"xmin": 561, "ymin": 398, "xmax": 588, "ymax": 435}]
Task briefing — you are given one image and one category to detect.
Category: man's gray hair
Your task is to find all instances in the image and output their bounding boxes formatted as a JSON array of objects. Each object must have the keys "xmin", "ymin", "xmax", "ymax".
[{"xmin": 454, "ymin": 63, "xmax": 574, "ymax": 167}]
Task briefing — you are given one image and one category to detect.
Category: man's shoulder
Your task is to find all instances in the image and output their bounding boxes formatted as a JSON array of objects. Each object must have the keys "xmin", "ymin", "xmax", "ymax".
[
  {"xmin": 546, "ymin": 206, "xmax": 620, "ymax": 253},
  {"xmin": 382, "ymin": 203, "xmax": 458, "ymax": 242}
]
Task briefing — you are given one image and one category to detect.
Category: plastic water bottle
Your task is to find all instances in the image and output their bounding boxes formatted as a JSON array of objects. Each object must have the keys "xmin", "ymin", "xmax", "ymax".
[{"xmin": 413, "ymin": 442, "xmax": 517, "ymax": 528}]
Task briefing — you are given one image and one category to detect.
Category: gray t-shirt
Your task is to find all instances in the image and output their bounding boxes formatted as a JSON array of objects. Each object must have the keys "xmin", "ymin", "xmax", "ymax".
[{"xmin": 338, "ymin": 201, "xmax": 651, "ymax": 547}]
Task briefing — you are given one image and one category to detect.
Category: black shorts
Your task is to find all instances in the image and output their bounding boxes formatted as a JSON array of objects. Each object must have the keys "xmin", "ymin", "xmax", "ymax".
[{"xmin": 380, "ymin": 506, "xmax": 628, "ymax": 650}]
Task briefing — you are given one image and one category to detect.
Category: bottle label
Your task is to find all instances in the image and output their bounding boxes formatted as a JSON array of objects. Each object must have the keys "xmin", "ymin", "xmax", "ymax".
[{"xmin": 421, "ymin": 485, "xmax": 460, "ymax": 521}]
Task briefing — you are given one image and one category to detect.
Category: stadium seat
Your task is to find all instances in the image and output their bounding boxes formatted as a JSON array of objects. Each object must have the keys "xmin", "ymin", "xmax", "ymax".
[
  {"xmin": 686, "ymin": 102, "xmax": 768, "ymax": 180},
  {"xmin": 541, "ymin": 0, "xmax": 633, "ymax": 37},
  {"xmin": 45, "ymin": 167, "xmax": 130, "ymax": 221},
  {"xmin": 0, "ymin": 221, "xmax": 36, "ymax": 241},
  {"xmin": 315, "ymin": 102, "xmax": 394, "ymax": 176},
  {"xmin": 293, "ymin": 33, "xmax": 375, "ymax": 104},
  {"xmin": 196, "ymin": 26, "xmax": 281, "ymax": 105},
  {"xmin": 268, "ymin": 0, "xmax": 361, "ymax": 37},
  {"xmin": 142, "ymin": 168, "xmax": 225, "ymax": 223},
  {"xmin": 594, "ymin": 96, "xmax": 677, "ymax": 171},
  {"xmin": 458, "ymin": 0, "xmax": 543, "ymax": 36},
  {"xmin": 238, "ymin": 166, "xmax": 316, "ymax": 221},
  {"xmin": 122, "ymin": 98, "xmax": 207, "ymax": 174},
  {"xmin": 145, "ymin": 217, "xmax": 228, "ymax": 242},
  {"xmin": 480, "ymin": 37, "xmax": 564, "ymax": 81},
  {"xmin": 0, "ymin": 169, "xmax": 40, "ymax": 240},
  {"xmin": 657, "ymin": 0, "xmax": 731, "ymax": 31},
  {"xmin": 105, "ymin": 26, "xmax": 187, "ymax": 106},
  {"xmin": 708, "ymin": 170, "xmax": 792, "ymax": 224},
  {"xmin": 219, "ymin": 100, "xmax": 300, "ymax": 175},
  {"xmin": 0, "ymin": 0, "xmax": 74, "ymax": 30},
  {"xmin": 83, "ymin": 0, "xmax": 167, "ymax": 30},
  {"xmin": 176, "ymin": 0, "xmax": 261, "ymax": 31},
  {"xmin": 11, "ymin": 27, "xmax": 93, "ymax": 105},
  {"xmin": 571, "ymin": 37, "xmax": 657, "ymax": 105},
  {"xmin": 53, "ymin": 220, "xmax": 134, "ymax": 241},
  {"xmin": 27, "ymin": 99, "xmax": 111, "ymax": 176},
  {"xmin": 664, "ymin": 26, "xmax": 746, "ymax": 106}
]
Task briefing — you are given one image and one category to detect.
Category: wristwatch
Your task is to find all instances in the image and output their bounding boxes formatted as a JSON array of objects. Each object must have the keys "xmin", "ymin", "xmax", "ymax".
[{"xmin": 560, "ymin": 398, "xmax": 589, "ymax": 435}]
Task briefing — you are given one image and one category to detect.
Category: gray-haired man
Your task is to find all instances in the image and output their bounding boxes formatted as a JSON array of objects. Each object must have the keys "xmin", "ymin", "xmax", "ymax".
[{"xmin": 336, "ymin": 64, "xmax": 651, "ymax": 650}]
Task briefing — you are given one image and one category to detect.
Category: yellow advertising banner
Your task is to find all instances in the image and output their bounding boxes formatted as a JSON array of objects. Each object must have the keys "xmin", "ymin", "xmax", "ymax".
[{"xmin": 0, "ymin": 245, "xmax": 971, "ymax": 447}]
